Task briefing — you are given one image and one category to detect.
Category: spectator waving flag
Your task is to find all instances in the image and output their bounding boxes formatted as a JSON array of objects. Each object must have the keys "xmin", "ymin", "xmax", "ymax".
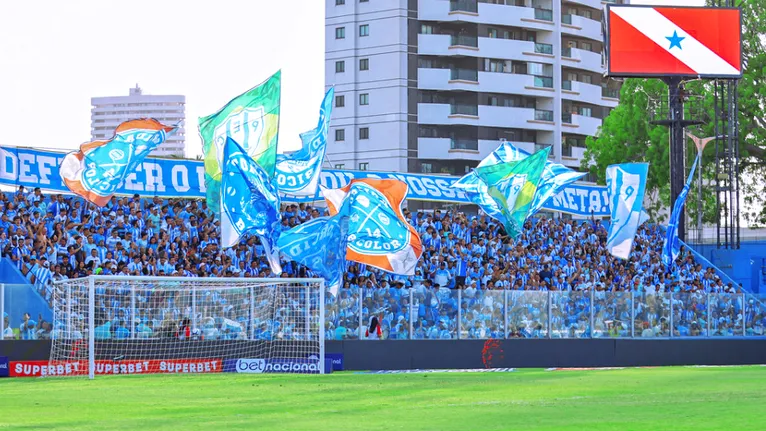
[
  {"xmin": 322, "ymin": 179, "xmax": 423, "ymax": 276},
  {"xmin": 474, "ymin": 147, "xmax": 550, "ymax": 239},
  {"xmin": 199, "ymin": 71, "xmax": 281, "ymax": 214},
  {"xmin": 220, "ymin": 137, "xmax": 282, "ymax": 275},
  {"xmin": 452, "ymin": 142, "xmax": 584, "ymax": 221},
  {"xmin": 278, "ymin": 205, "xmax": 350, "ymax": 295},
  {"xmin": 275, "ymin": 87, "xmax": 334, "ymax": 196},
  {"xmin": 60, "ymin": 119, "xmax": 177, "ymax": 207},
  {"xmin": 663, "ymin": 154, "xmax": 701, "ymax": 268},
  {"xmin": 605, "ymin": 163, "xmax": 649, "ymax": 260}
]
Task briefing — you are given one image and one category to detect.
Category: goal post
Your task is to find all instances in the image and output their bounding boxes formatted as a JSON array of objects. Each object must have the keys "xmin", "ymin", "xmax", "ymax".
[{"xmin": 49, "ymin": 276, "xmax": 326, "ymax": 379}]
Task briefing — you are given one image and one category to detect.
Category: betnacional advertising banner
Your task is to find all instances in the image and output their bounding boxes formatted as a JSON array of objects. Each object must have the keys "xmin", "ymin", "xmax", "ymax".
[{"xmin": 0, "ymin": 146, "xmax": 610, "ymax": 217}]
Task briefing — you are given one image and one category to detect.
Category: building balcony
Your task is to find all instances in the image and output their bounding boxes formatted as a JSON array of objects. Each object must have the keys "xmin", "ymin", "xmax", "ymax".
[
  {"xmin": 418, "ymin": 137, "xmax": 535, "ymax": 161},
  {"xmin": 562, "ymin": 113, "xmax": 602, "ymax": 137},
  {"xmin": 561, "ymin": 47, "xmax": 604, "ymax": 74},
  {"xmin": 565, "ymin": 0, "xmax": 603, "ymax": 10},
  {"xmin": 562, "ymin": 81, "xmax": 620, "ymax": 108},
  {"xmin": 561, "ymin": 14, "xmax": 603, "ymax": 42},
  {"xmin": 418, "ymin": 103, "xmax": 556, "ymax": 131},
  {"xmin": 418, "ymin": 68, "xmax": 556, "ymax": 96},
  {"xmin": 561, "ymin": 145, "xmax": 587, "ymax": 168},
  {"xmin": 418, "ymin": 0, "xmax": 555, "ymax": 31},
  {"xmin": 419, "ymin": 34, "xmax": 554, "ymax": 63}
]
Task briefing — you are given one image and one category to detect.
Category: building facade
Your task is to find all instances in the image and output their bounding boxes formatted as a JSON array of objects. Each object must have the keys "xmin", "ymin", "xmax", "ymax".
[
  {"xmin": 325, "ymin": 0, "xmax": 623, "ymax": 178},
  {"xmin": 91, "ymin": 86, "xmax": 186, "ymax": 158}
]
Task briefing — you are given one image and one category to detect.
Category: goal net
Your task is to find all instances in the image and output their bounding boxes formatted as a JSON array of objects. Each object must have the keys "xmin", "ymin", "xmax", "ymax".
[{"xmin": 48, "ymin": 276, "xmax": 325, "ymax": 378}]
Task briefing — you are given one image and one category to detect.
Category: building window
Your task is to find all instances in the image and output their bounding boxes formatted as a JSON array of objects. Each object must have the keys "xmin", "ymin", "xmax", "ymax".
[
  {"xmin": 359, "ymin": 24, "xmax": 369, "ymax": 37},
  {"xmin": 360, "ymin": 0, "xmax": 369, "ymax": 2},
  {"xmin": 335, "ymin": 129, "xmax": 345, "ymax": 141},
  {"xmin": 335, "ymin": 95, "xmax": 345, "ymax": 107},
  {"xmin": 359, "ymin": 93, "xmax": 369, "ymax": 105},
  {"xmin": 335, "ymin": 60, "xmax": 345, "ymax": 73},
  {"xmin": 359, "ymin": 58, "xmax": 369, "ymax": 71},
  {"xmin": 336, "ymin": 0, "xmax": 344, "ymax": 4},
  {"xmin": 335, "ymin": 164, "xmax": 345, "ymax": 169},
  {"xmin": 579, "ymin": 107, "xmax": 592, "ymax": 117},
  {"xmin": 581, "ymin": 74, "xmax": 592, "ymax": 84},
  {"xmin": 335, "ymin": 27, "xmax": 345, "ymax": 39},
  {"xmin": 421, "ymin": 163, "xmax": 433, "ymax": 174},
  {"xmin": 359, "ymin": 127, "xmax": 369, "ymax": 139},
  {"xmin": 421, "ymin": 24, "xmax": 434, "ymax": 34},
  {"xmin": 359, "ymin": 162, "xmax": 369, "ymax": 170},
  {"xmin": 581, "ymin": 42, "xmax": 593, "ymax": 52},
  {"xmin": 488, "ymin": 28, "xmax": 498, "ymax": 38}
]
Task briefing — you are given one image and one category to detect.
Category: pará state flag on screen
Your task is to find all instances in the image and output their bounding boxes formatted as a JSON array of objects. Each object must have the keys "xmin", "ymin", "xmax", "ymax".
[
  {"xmin": 451, "ymin": 142, "xmax": 584, "ymax": 222},
  {"xmin": 608, "ymin": 6, "xmax": 741, "ymax": 77},
  {"xmin": 60, "ymin": 119, "xmax": 177, "ymax": 207},
  {"xmin": 275, "ymin": 87, "xmax": 334, "ymax": 197},
  {"xmin": 220, "ymin": 137, "xmax": 282, "ymax": 275},
  {"xmin": 474, "ymin": 147, "xmax": 550, "ymax": 239},
  {"xmin": 322, "ymin": 179, "xmax": 423, "ymax": 276},
  {"xmin": 199, "ymin": 71, "xmax": 281, "ymax": 214},
  {"xmin": 605, "ymin": 163, "xmax": 649, "ymax": 260},
  {"xmin": 277, "ymin": 205, "xmax": 350, "ymax": 295},
  {"xmin": 663, "ymin": 154, "xmax": 700, "ymax": 268}
]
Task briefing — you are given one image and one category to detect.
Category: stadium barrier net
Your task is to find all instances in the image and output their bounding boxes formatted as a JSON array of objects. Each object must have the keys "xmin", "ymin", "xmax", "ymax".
[{"xmin": 48, "ymin": 276, "xmax": 325, "ymax": 378}]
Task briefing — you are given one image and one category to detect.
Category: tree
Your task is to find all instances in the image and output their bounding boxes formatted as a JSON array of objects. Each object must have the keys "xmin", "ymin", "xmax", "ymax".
[{"xmin": 583, "ymin": 0, "xmax": 766, "ymax": 226}]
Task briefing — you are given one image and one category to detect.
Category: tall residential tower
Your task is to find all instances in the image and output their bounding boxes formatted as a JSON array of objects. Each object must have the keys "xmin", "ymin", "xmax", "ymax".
[
  {"xmin": 325, "ymin": 0, "xmax": 623, "ymax": 178},
  {"xmin": 91, "ymin": 85, "xmax": 186, "ymax": 158}
]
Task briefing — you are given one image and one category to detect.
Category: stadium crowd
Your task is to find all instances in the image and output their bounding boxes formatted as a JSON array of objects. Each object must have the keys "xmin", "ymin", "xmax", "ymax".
[{"xmin": 2, "ymin": 186, "xmax": 763, "ymax": 341}]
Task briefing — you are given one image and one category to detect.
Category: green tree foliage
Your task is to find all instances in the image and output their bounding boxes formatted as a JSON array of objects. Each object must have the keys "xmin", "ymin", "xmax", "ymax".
[{"xmin": 583, "ymin": 0, "xmax": 766, "ymax": 226}]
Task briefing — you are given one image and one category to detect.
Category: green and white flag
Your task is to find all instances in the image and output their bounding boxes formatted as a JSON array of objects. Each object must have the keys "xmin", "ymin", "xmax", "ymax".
[
  {"xmin": 474, "ymin": 147, "xmax": 550, "ymax": 238},
  {"xmin": 199, "ymin": 71, "xmax": 281, "ymax": 213}
]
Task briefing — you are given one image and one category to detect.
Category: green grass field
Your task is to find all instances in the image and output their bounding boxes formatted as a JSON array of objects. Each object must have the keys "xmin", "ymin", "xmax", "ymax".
[{"xmin": 1, "ymin": 367, "xmax": 764, "ymax": 431}]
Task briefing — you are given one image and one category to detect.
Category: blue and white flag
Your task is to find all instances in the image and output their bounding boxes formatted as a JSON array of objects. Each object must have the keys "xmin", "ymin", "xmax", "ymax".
[
  {"xmin": 663, "ymin": 155, "xmax": 700, "ymax": 267},
  {"xmin": 605, "ymin": 163, "xmax": 649, "ymax": 260},
  {"xmin": 278, "ymin": 207, "xmax": 350, "ymax": 295},
  {"xmin": 451, "ymin": 142, "xmax": 585, "ymax": 221},
  {"xmin": 275, "ymin": 88, "xmax": 334, "ymax": 196},
  {"xmin": 220, "ymin": 137, "xmax": 282, "ymax": 274}
]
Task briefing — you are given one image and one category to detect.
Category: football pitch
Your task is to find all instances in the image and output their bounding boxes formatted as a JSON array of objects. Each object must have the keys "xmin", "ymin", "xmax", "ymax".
[{"xmin": 1, "ymin": 366, "xmax": 764, "ymax": 431}]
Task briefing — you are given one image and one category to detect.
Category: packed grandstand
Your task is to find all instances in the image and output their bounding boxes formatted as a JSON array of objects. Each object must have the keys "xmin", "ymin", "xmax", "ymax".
[{"xmin": 3, "ymin": 186, "xmax": 761, "ymax": 342}]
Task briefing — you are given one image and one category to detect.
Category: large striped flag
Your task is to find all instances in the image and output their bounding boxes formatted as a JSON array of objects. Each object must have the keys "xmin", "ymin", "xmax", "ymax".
[
  {"xmin": 322, "ymin": 179, "xmax": 422, "ymax": 275},
  {"xmin": 60, "ymin": 119, "xmax": 177, "ymax": 207},
  {"xmin": 608, "ymin": 6, "xmax": 741, "ymax": 77},
  {"xmin": 605, "ymin": 163, "xmax": 649, "ymax": 260}
]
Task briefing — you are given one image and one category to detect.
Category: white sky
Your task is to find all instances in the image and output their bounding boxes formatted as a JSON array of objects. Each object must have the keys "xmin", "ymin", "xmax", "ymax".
[{"xmin": 0, "ymin": 0, "xmax": 704, "ymax": 158}]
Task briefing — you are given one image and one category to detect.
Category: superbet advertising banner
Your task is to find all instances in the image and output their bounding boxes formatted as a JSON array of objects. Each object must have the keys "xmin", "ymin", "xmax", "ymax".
[
  {"xmin": 10, "ymin": 359, "xmax": 223, "ymax": 377},
  {"xmin": 606, "ymin": 5, "xmax": 742, "ymax": 78}
]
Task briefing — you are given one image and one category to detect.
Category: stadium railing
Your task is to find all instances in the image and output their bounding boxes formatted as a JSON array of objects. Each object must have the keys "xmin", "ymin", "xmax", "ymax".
[{"xmin": 3, "ymin": 284, "xmax": 765, "ymax": 342}]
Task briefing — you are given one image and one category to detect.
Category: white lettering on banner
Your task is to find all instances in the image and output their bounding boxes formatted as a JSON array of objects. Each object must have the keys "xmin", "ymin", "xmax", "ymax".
[
  {"xmin": 37, "ymin": 155, "xmax": 57, "ymax": 185},
  {"xmin": 143, "ymin": 162, "xmax": 166, "ymax": 192},
  {"xmin": 159, "ymin": 360, "xmax": 218, "ymax": 373},
  {"xmin": 18, "ymin": 152, "xmax": 38, "ymax": 183},
  {"xmin": 421, "ymin": 177, "xmax": 441, "ymax": 198},
  {"xmin": 123, "ymin": 168, "xmax": 143, "ymax": 191},
  {"xmin": 575, "ymin": 188, "xmax": 590, "ymax": 213},
  {"xmin": 589, "ymin": 190, "xmax": 603, "ymax": 214},
  {"xmin": 171, "ymin": 165, "xmax": 190, "ymax": 193},
  {"xmin": 196, "ymin": 166, "xmax": 206, "ymax": 193},
  {"xmin": 0, "ymin": 149, "xmax": 17, "ymax": 181},
  {"xmin": 601, "ymin": 190, "xmax": 610, "ymax": 213},
  {"xmin": 236, "ymin": 359, "xmax": 266, "ymax": 373}
]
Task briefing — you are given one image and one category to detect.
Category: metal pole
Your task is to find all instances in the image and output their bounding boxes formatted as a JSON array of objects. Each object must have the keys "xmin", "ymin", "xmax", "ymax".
[
  {"xmin": 88, "ymin": 276, "xmax": 95, "ymax": 380},
  {"xmin": 0, "ymin": 284, "xmax": 5, "ymax": 340},
  {"xmin": 191, "ymin": 288, "xmax": 197, "ymax": 335},
  {"xmin": 409, "ymin": 289, "xmax": 414, "ymax": 339},
  {"xmin": 358, "ymin": 290, "xmax": 364, "ymax": 339},
  {"xmin": 319, "ymin": 279, "xmax": 325, "ymax": 374},
  {"xmin": 249, "ymin": 287, "xmax": 255, "ymax": 340},
  {"xmin": 741, "ymin": 292, "xmax": 746, "ymax": 337},
  {"xmin": 669, "ymin": 293, "xmax": 674, "ymax": 338},
  {"xmin": 547, "ymin": 291, "xmax": 552, "ymax": 339},
  {"xmin": 305, "ymin": 286, "xmax": 311, "ymax": 341},
  {"xmin": 630, "ymin": 291, "xmax": 635, "ymax": 338},
  {"xmin": 667, "ymin": 77, "xmax": 687, "ymax": 242},
  {"xmin": 504, "ymin": 290, "xmax": 508, "ymax": 339},
  {"xmin": 707, "ymin": 293, "xmax": 712, "ymax": 337},
  {"xmin": 130, "ymin": 287, "xmax": 136, "ymax": 340}
]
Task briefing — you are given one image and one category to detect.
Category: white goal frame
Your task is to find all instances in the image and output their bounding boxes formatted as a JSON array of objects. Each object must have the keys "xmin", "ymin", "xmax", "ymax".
[{"xmin": 50, "ymin": 276, "xmax": 326, "ymax": 379}]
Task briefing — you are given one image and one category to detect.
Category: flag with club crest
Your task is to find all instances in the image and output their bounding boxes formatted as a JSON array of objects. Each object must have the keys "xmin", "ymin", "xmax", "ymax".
[
  {"xmin": 220, "ymin": 137, "xmax": 282, "ymax": 275},
  {"xmin": 322, "ymin": 179, "xmax": 422, "ymax": 275},
  {"xmin": 452, "ymin": 142, "xmax": 585, "ymax": 222},
  {"xmin": 275, "ymin": 87, "xmax": 334, "ymax": 197},
  {"xmin": 60, "ymin": 119, "xmax": 177, "ymax": 207},
  {"xmin": 663, "ymin": 154, "xmax": 701, "ymax": 268},
  {"xmin": 474, "ymin": 147, "xmax": 550, "ymax": 239},
  {"xmin": 278, "ymin": 204, "xmax": 350, "ymax": 295},
  {"xmin": 199, "ymin": 71, "xmax": 281, "ymax": 214},
  {"xmin": 605, "ymin": 163, "xmax": 649, "ymax": 260}
]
